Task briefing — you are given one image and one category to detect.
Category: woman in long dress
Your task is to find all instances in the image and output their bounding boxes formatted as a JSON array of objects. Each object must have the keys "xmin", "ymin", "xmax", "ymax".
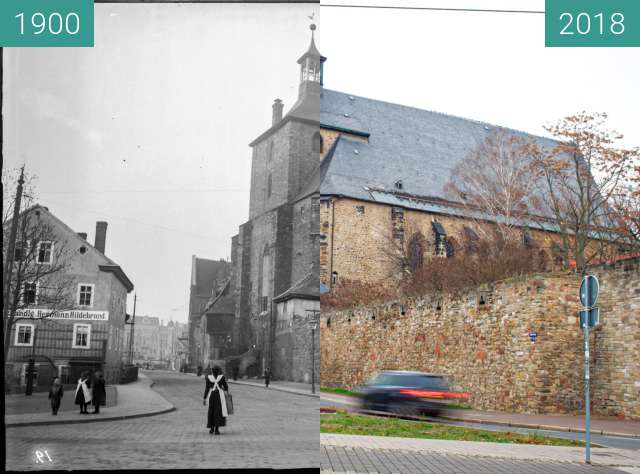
[
  {"xmin": 203, "ymin": 366, "xmax": 229, "ymax": 435},
  {"xmin": 74, "ymin": 371, "xmax": 92, "ymax": 414}
]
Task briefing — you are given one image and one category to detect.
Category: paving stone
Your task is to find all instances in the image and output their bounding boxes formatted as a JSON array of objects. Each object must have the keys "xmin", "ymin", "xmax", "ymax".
[
  {"xmin": 321, "ymin": 446, "xmax": 626, "ymax": 474},
  {"xmin": 5, "ymin": 371, "xmax": 319, "ymax": 470}
]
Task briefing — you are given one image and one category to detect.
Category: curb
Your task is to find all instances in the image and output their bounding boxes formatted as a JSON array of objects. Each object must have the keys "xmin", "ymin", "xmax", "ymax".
[
  {"xmin": 438, "ymin": 413, "xmax": 640, "ymax": 440},
  {"xmin": 323, "ymin": 404, "xmax": 640, "ymax": 440},
  {"xmin": 5, "ymin": 406, "xmax": 176, "ymax": 428}
]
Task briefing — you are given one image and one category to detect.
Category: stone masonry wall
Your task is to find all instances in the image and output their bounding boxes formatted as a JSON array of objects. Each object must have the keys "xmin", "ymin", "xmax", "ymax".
[{"xmin": 321, "ymin": 259, "xmax": 640, "ymax": 419}]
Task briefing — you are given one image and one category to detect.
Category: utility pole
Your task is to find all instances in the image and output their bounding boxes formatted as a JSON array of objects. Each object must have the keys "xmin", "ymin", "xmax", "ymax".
[
  {"xmin": 128, "ymin": 294, "xmax": 137, "ymax": 365},
  {"xmin": 3, "ymin": 167, "xmax": 25, "ymax": 340}
]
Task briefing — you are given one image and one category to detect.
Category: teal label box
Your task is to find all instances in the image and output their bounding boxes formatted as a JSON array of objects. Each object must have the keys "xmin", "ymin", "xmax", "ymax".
[
  {"xmin": 546, "ymin": 0, "xmax": 640, "ymax": 47},
  {"xmin": 0, "ymin": 0, "xmax": 94, "ymax": 47}
]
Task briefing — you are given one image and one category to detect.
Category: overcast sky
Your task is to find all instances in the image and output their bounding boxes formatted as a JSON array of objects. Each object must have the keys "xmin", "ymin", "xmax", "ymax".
[
  {"xmin": 3, "ymin": 2, "xmax": 318, "ymax": 323},
  {"xmin": 4, "ymin": 0, "xmax": 638, "ymax": 323},
  {"xmin": 320, "ymin": 0, "xmax": 640, "ymax": 148}
]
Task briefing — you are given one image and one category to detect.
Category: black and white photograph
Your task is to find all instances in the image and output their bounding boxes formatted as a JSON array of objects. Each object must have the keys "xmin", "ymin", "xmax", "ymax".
[{"xmin": 3, "ymin": 0, "xmax": 320, "ymax": 470}]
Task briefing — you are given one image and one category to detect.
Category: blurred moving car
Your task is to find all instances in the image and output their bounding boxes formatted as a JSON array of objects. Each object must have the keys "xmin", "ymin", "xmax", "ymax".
[{"xmin": 357, "ymin": 371, "xmax": 469, "ymax": 417}]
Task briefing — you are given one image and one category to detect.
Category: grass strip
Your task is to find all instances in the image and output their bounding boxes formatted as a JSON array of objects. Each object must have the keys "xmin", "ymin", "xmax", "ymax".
[{"xmin": 321, "ymin": 411, "xmax": 585, "ymax": 447}]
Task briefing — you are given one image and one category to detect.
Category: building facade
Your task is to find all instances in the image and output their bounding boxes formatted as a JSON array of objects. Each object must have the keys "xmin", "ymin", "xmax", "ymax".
[
  {"xmin": 318, "ymin": 66, "xmax": 603, "ymax": 288},
  {"xmin": 226, "ymin": 25, "xmax": 321, "ymax": 382},
  {"xmin": 4, "ymin": 205, "xmax": 133, "ymax": 388},
  {"xmin": 186, "ymin": 255, "xmax": 230, "ymax": 368}
]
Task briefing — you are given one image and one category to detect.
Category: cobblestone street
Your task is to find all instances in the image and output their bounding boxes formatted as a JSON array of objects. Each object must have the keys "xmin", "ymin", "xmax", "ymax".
[
  {"xmin": 5, "ymin": 371, "xmax": 319, "ymax": 470},
  {"xmin": 321, "ymin": 446, "xmax": 626, "ymax": 474}
]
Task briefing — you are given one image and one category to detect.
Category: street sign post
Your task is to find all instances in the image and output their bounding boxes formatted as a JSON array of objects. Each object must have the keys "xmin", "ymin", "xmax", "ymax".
[
  {"xmin": 580, "ymin": 275, "xmax": 599, "ymax": 307},
  {"xmin": 580, "ymin": 274, "xmax": 599, "ymax": 465},
  {"xmin": 579, "ymin": 308, "xmax": 600, "ymax": 329}
]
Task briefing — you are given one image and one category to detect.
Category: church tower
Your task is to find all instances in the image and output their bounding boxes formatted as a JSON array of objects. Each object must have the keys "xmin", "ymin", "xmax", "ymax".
[{"xmin": 297, "ymin": 23, "xmax": 326, "ymax": 97}]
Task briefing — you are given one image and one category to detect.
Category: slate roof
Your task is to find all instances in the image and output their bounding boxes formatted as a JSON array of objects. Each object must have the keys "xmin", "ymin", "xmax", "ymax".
[
  {"xmin": 273, "ymin": 273, "xmax": 319, "ymax": 302},
  {"xmin": 205, "ymin": 279, "xmax": 236, "ymax": 316},
  {"xmin": 320, "ymin": 89, "xmax": 561, "ymax": 221}
]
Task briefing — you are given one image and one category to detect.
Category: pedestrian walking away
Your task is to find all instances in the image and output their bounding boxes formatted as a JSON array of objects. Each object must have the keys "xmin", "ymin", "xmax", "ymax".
[
  {"xmin": 48, "ymin": 377, "xmax": 64, "ymax": 415},
  {"xmin": 264, "ymin": 368, "xmax": 271, "ymax": 388},
  {"xmin": 233, "ymin": 366, "xmax": 239, "ymax": 381},
  {"xmin": 74, "ymin": 371, "xmax": 92, "ymax": 414},
  {"xmin": 203, "ymin": 365, "xmax": 229, "ymax": 435},
  {"xmin": 92, "ymin": 370, "xmax": 106, "ymax": 414}
]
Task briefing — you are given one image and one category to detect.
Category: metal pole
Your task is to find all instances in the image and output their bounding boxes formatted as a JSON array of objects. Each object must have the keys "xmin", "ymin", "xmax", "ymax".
[
  {"xmin": 25, "ymin": 325, "xmax": 37, "ymax": 395},
  {"xmin": 584, "ymin": 274, "xmax": 591, "ymax": 464},
  {"xmin": 3, "ymin": 167, "xmax": 25, "ymax": 339},
  {"xmin": 311, "ymin": 325, "xmax": 315, "ymax": 394}
]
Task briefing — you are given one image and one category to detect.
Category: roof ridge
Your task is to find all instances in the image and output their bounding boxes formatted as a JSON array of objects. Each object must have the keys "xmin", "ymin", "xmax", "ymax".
[{"xmin": 323, "ymin": 89, "xmax": 558, "ymax": 143}]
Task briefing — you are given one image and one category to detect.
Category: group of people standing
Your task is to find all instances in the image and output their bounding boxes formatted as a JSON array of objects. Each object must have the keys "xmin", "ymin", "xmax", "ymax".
[{"xmin": 48, "ymin": 370, "xmax": 106, "ymax": 415}]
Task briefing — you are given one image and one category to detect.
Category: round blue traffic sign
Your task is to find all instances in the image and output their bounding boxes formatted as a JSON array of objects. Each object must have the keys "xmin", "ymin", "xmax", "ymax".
[{"xmin": 579, "ymin": 275, "xmax": 599, "ymax": 308}]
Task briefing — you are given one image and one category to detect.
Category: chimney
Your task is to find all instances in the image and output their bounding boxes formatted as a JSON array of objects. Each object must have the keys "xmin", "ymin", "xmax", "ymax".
[
  {"xmin": 95, "ymin": 221, "xmax": 108, "ymax": 254},
  {"xmin": 77, "ymin": 232, "xmax": 87, "ymax": 240},
  {"xmin": 272, "ymin": 99, "xmax": 283, "ymax": 125}
]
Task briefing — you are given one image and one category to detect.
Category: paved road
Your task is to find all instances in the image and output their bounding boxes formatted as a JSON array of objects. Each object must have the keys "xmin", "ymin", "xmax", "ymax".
[
  {"xmin": 321, "ymin": 445, "xmax": 626, "ymax": 474},
  {"xmin": 6, "ymin": 371, "xmax": 319, "ymax": 470},
  {"xmin": 320, "ymin": 397, "xmax": 640, "ymax": 451}
]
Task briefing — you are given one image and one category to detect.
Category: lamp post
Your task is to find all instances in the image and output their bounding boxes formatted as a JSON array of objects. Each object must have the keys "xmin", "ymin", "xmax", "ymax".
[
  {"xmin": 310, "ymin": 322, "xmax": 317, "ymax": 394},
  {"xmin": 307, "ymin": 309, "xmax": 320, "ymax": 394},
  {"xmin": 125, "ymin": 294, "xmax": 137, "ymax": 365}
]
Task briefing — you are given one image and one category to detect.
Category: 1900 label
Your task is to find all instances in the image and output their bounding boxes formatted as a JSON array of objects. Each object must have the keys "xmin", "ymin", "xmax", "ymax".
[{"xmin": 0, "ymin": 0, "xmax": 93, "ymax": 47}]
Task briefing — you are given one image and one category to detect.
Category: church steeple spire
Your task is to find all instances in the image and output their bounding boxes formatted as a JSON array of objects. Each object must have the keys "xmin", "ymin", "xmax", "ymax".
[{"xmin": 298, "ymin": 23, "xmax": 326, "ymax": 87}]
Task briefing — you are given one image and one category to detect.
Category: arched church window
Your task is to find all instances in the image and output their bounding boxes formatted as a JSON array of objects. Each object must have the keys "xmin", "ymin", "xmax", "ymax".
[
  {"xmin": 267, "ymin": 173, "xmax": 272, "ymax": 198},
  {"xmin": 408, "ymin": 233, "xmax": 425, "ymax": 273},
  {"xmin": 312, "ymin": 132, "xmax": 323, "ymax": 154}
]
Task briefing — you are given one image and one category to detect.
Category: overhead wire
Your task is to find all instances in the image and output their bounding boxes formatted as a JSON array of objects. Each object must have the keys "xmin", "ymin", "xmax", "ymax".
[{"xmin": 321, "ymin": 3, "xmax": 544, "ymax": 14}]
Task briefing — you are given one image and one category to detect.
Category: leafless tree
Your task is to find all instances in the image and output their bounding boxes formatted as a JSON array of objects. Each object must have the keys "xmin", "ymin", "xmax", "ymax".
[
  {"xmin": 527, "ymin": 112, "xmax": 639, "ymax": 273},
  {"xmin": 3, "ymin": 169, "xmax": 75, "ymax": 361},
  {"xmin": 611, "ymin": 164, "xmax": 640, "ymax": 252},
  {"xmin": 444, "ymin": 128, "xmax": 541, "ymax": 243}
]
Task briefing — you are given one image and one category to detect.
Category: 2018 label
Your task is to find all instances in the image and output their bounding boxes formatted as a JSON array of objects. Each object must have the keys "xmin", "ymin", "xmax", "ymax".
[{"xmin": 559, "ymin": 12, "xmax": 625, "ymax": 36}]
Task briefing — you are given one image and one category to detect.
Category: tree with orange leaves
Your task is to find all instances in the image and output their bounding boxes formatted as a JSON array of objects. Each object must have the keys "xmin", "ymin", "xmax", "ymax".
[{"xmin": 527, "ymin": 112, "xmax": 639, "ymax": 273}]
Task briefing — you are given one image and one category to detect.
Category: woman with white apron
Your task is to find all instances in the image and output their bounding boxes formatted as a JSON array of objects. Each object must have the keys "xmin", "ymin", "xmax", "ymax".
[
  {"xmin": 203, "ymin": 366, "xmax": 229, "ymax": 435},
  {"xmin": 74, "ymin": 371, "xmax": 92, "ymax": 414}
]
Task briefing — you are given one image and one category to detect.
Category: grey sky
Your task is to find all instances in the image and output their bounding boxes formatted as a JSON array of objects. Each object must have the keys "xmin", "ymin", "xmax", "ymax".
[
  {"xmin": 320, "ymin": 0, "xmax": 640, "ymax": 148},
  {"xmin": 3, "ymin": 3, "xmax": 319, "ymax": 323}
]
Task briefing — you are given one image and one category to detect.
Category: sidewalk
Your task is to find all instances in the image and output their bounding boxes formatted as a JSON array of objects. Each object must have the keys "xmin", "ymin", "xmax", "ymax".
[
  {"xmin": 184, "ymin": 370, "xmax": 319, "ymax": 398},
  {"xmin": 228, "ymin": 378, "xmax": 319, "ymax": 398},
  {"xmin": 5, "ymin": 373, "xmax": 174, "ymax": 427},
  {"xmin": 320, "ymin": 392, "xmax": 640, "ymax": 438},
  {"xmin": 320, "ymin": 433, "xmax": 640, "ymax": 468}
]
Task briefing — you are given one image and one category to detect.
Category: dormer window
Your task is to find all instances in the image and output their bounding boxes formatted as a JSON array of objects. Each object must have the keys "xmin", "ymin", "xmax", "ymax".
[{"xmin": 394, "ymin": 180, "xmax": 403, "ymax": 190}]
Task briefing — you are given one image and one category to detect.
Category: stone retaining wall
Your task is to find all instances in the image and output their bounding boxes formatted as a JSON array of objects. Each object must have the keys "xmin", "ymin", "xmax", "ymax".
[{"xmin": 321, "ymin": 259, "xmax": 640, "ymax": 419}]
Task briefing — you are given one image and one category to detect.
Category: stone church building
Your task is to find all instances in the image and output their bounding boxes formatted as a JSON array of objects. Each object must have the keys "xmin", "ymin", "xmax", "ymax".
[
  {"xmin": 226, "ymin": 25, "xmax": 321, "ymax": 382},
  {"xmin": 318, "ymin": 66, "xmax": 584, "ymax": 289}
]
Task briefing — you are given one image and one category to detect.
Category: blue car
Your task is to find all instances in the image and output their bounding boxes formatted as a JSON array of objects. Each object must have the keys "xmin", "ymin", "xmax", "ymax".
[{"xmin": 357, "ymin": 371, "xmax": 468, "ymax": 417}]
